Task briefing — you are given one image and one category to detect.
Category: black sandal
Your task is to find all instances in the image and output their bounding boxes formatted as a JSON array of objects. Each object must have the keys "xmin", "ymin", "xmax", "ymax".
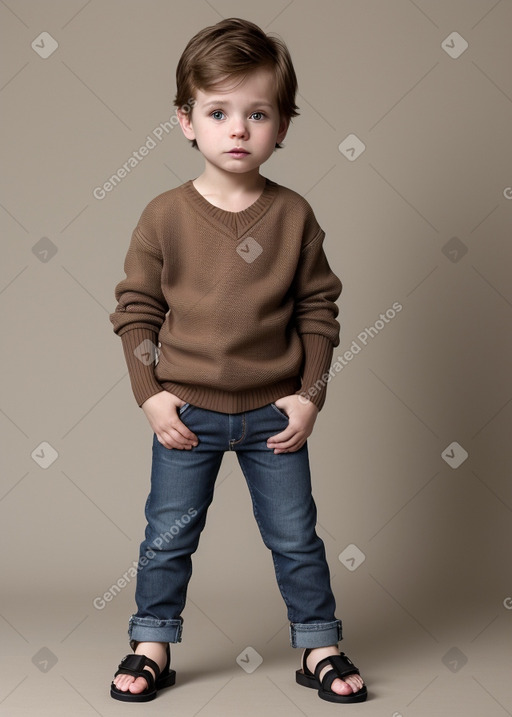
[
  {"xmin": 296, "ymin": 648, "xmax": 368, "ymax": 703},
  {"xmin": 110, "ymin": 644, "xmax": 176, "ymax": 702}
]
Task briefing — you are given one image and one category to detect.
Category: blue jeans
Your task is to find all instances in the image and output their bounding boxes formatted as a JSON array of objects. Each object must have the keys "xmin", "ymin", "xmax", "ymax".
[{"xmin": 128, "ymin": 401, "xmax": 342, "ymax": 649}]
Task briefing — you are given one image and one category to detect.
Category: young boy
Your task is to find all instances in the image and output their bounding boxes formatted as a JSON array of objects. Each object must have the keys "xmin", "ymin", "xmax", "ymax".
[{"xmin": 109, "ymin": 17, "xmax": 367, "ymax": 705}]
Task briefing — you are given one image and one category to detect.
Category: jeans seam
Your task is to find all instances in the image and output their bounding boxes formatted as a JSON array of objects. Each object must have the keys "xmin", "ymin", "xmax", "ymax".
[{"xmin": 229, "ymin": 413, "xmax": 246, "ymax": 449}]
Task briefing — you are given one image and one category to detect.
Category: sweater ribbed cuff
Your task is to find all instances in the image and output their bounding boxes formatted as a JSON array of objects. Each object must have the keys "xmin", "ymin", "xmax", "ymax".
[
  {"xmin": 295, "ymin": 334, "xmax": 335, "ymax": 411},
  {"xmin": 119, "ymin": 327, "xmax": 165, "ymax": 407}
]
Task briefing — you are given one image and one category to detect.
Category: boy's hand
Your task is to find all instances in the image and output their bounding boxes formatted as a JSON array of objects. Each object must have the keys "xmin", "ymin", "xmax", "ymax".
[
  {"xmin": 267, "ymin": 395, "xmax": 319, "ymax": 454},
  {"xmin": 141, "ymin": 391, "xmax": 198, "ymax": 450}
]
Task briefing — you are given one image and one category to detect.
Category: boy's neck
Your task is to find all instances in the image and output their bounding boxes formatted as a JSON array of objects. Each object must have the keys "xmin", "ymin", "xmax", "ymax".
[{"xmin": 193, "ymin": 163, "xmax": 266, "ymax": 210}]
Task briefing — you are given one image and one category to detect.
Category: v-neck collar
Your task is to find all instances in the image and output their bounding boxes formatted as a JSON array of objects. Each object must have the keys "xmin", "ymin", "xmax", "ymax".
[{"xmin": 181, "ymin": 177, "xmax": 278, "ymax": 238}]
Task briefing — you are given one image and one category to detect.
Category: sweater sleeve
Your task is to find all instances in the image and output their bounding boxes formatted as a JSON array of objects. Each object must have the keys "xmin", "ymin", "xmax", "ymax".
[
  {"xmin": 292, "ymin": 225, "xmax": 342, "ymax": 411},
  {"xmin": 109, "ymin": 225, "xmax": 169, "ymax": 407}
]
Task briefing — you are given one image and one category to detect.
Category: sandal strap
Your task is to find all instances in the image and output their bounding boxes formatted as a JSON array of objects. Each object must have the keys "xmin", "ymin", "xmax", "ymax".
[
  {"xmin": 314, "ymin": 653, "xmax": 360, "ymax": 691},
  {"xmin": 114, "ymin": 654, "xmax": 160, "ymax": 691}
]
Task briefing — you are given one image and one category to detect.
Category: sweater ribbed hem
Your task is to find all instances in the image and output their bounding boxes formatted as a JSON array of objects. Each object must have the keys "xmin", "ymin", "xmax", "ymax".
[
  {"xmin": 119, "ymin": 328, "xmax": 165, "ymax": 407},
  {"xmin": 120, "ymin": 327, "xmax": 335, "ymax": 412},
  {"xmin": 159, "ymin": 377, "xmax": 301, "ymax": 414},
  {"xmin": 295, "ymin": 334, "xmax": 335, "ymax": 411}
]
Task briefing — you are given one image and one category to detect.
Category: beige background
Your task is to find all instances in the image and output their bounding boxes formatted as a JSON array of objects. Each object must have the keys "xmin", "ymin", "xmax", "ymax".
[{"xmin": 1, "ymin": 1, "xmax": 511, "ymax": 715}]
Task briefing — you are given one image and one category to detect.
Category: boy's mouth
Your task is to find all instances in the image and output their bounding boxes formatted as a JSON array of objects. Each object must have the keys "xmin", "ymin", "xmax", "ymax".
[{"xmin": 227, "ymin": 147, "xmax": 250, "ymax": 155}]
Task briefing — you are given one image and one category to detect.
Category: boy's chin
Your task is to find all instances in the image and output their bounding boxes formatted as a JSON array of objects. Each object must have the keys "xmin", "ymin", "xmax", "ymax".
[{"xmin": 207, "ymin": 161, "xmax": 262, "ymax": 174}]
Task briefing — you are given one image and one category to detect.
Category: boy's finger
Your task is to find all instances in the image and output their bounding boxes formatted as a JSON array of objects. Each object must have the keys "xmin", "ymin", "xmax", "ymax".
[
  {"xmin": 173, "ymin": 420, "xmax": 198, "ymax": 443},
  {"xmin": 272, "ymin": 439, "xmax": 299, "ymax": 452},
  {"xmin": 267, "ymin": 427, "xmax": 295, "ymax": 445},
  {"xmin": 272, "ymin": 434, "xmax": 304, "ymax": 452},
  {"xmin": 159, "ymin": 423, "xmax": 196, "ymax": 448}
]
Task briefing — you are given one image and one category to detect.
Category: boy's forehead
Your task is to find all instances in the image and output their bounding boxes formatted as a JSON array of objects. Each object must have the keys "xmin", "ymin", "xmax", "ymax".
[{"xmin": 195, "ymin": 68, "xmax": 277, "ymax": 105}]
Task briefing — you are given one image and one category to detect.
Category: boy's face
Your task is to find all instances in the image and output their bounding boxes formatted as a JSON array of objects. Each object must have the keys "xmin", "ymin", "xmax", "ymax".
[{"xmin": 178, "ymin": 68, "xmax": 289, "ymax": 175}]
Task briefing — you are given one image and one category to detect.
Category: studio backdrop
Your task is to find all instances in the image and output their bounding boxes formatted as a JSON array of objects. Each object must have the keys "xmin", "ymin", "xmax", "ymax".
[{"xmin": 1, "ymin": 1, "xmax": 511, "ymax": 716}]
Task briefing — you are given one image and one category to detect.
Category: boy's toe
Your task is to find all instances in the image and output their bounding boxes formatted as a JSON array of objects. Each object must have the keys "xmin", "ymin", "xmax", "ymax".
[
  {"xmin": 329, "ymin": 678, "xmax": 354, "ymax": 695},
  {"xmin": 128, "ymin": 676, "xmax": 151, "ymax": 694},
  {"xmin": 113, "ymin": 674, "xmax": 131, "ymax": 691}
]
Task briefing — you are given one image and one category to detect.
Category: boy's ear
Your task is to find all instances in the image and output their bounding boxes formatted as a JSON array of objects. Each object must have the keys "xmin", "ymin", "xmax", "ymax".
[
  {"xmin": 177, "ymin": 107, "xmax": 196, "ymax": 141},
  {"xmin": 276, "ymin": 116, "xmax": 290, "ymax": 145}
]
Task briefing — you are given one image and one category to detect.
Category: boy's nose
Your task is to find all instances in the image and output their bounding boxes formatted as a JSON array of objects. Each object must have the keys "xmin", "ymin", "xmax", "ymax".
[{"xmin": 230, "ymin": 122, "xmax": 249, "ymax": 139}]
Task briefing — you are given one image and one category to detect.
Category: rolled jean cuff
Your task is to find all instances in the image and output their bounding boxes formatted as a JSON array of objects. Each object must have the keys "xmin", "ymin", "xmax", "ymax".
[
  {"xmin": 289, "ymin": 619, "xmax": 342, "ymax": 648},
  {"xmin": 128, "ymin": 615, "xmax": 183, "ymax": 647}
]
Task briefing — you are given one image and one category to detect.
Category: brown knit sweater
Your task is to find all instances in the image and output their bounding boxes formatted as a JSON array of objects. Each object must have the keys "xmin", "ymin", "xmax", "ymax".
[{"xmin": 109, "ymin": 177, "xmax": 342, "ymax": 412}]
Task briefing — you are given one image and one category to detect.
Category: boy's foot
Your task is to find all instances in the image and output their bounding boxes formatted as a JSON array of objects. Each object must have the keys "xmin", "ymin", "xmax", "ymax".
[
  {"xmin": 113, "ymin": 642, "xmax": 364, "ymax": 697},
  {"xmin": 112, "ymin": 641, "xmax": 168, "ymax": 694},
  {"xmin": 306, "ymin": 646, "xmax": 365, "ymax": 696}
]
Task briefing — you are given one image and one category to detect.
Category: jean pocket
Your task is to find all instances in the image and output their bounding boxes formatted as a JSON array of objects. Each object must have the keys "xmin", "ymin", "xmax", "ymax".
[
  {"xmin": 178, "ymin": 402, "xmax": 190, "ymax": 415},
  {"xmin": 270, "ymin": 402, "xmax": 289, "ymax": 420}
]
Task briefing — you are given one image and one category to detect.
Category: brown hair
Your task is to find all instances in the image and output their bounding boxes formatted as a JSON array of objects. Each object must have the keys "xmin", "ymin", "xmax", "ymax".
[{"xmin": 174, "ymin": 17, "xmax": 299, "ymax": 149}]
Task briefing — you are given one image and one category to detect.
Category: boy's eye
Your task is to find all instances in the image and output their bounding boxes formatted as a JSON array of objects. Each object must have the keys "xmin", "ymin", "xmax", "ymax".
[{"xmin": 209, "ymin": 110, "xmax": 266, "ymax": 121}]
